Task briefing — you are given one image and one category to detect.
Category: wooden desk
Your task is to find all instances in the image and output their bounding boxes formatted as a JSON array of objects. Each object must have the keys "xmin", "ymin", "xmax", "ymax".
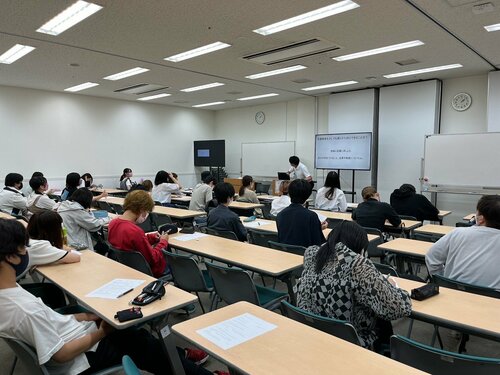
[
  {"xmin": 105, "ymin": 196, "xmax": 205, "ymax": 219},
  {"xmin": 229, "ymin": 201, "xmax": 264, "ymax": 209},
  {"xmin": 171, "ymin": 195, "xmax": 191, "ymax": 203},
  {"xmin": 346, "ymin": 202, "xmax": 358, "ymax": 211},
  {"xmin": 438, "ymin": 210, "xmax": 451, "ymax": 219},
  {"xmin": 414, "ymin": 224, "xmax": 455, "ymax": 236},
  {"xmin": 463, "ymin": 213, "xmax": 475, "ymax": 221},
  {"xmin": 172, "ymin": 302, "xmax": 427, "ymax": 375},
  {"xmin": 0, "ymin": 212, "xmax": 14, "ymax": 219},
  {"xmin": 36, "ymin": 250, "xmax": 196, "ymax": 329},
  {"xmin": 396, "ymin": 277, "xmax": 500, "ymax": 342},
  {"xmin": 94, "ymin": 188, "xmax": 128, "ymax": 195},
  {"xmin": 378, "ymin": 238, "xmax": 432, "ymax": 258},
  {"xmin": 256, "ymin": 194, "xmax": 278, "ymax": 201},
  {"xmin": 169, "ymin": 233, "xmax": 303, "ymax": 303}
]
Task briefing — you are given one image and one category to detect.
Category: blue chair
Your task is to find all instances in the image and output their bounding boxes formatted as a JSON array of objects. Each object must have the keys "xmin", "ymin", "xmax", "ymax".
[
  {"xmin": 122, "ymin": 355, "xmax": 141, "ymax": 375},
  {"xmin": 390, "ymin": 335, "xmax": 500, "ymax": 375}
]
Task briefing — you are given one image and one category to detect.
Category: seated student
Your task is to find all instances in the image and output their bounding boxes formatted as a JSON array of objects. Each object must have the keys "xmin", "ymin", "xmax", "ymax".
[
  {"xmin": 315, "ymin": 171, "xmax": 347, "ymax": 212},
  {"xmin": 0, "ymin": 173, "xmax": 28, "ymax": 216},
  {"xmin": 152, "ymin": 170, "xmax": 182, "ymax": 205},
  {"xmin": 296, "ymin": 221, "xmax": 412, "ymax": 350},
  {"xmin": 426, "ymin": 195, "xmax": 500, "ymax": 289},
  {"xmin": 23, "ymin": 211, "xmax": 81, "ymax": 277},
  {"xmin": 119, "ymin": 168, "xmax": 137, "ymax": 191},
  {"xmin": 142, "ymin": 179, "xmax": 153, "ymax": 193},
  {"xmin": 207, "ymin": 183, "xmax": 247, "ymax": 241},
  {"xmin": 24, "ymin": 171, "xmax": 44, "ymax": 196},
  {"xmin": 270, "ymin": 180, "xmax": 291, "ymax": 216},
  {"xmin": 57, "ymin": 188, "xmax": 110, "ymax": 250},
  {"xmin": 236, "ymin": 175, "xmax": 262, "ymax": 216},
  {"xmin": 60, "ymin": 172, "xmax": 81, "ymax": 202},
  {"xmin": 352, "ymin": 186, "xmax": 401, "ymax": 232},
  {"xmin": 0, "ymin": 219, "xmax": 222, "ymax": 375},
  {"xmin": 276, "ymin": 179, "xmax": 326, "ymax": 247},
  {"xmin": 390, "ymin": 183, "xmax": 439, "ymax": 221},
  {"xmin": 288, "ymin": 155, "xmax": 312, "ymax": 182},
  {"xmin": 189, "ymin": 174, "xmax": 216, "ymax": 212},
  {"xmin": 108, "ymin": 190, "xmax": 169, "ymax": 278},
  {"xmin": 195, "ymin": 171, "xmax": 212, "ymax": 190},
  {"xmin": 27, "ymin": 176, "xmax": 57, "ymax": 214},
  {"xmin": 81, "ymin": 173, "xmax": 97, "ymax": 189}
]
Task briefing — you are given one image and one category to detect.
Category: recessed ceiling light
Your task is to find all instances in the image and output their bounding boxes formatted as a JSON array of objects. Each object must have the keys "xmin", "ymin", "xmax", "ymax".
[
  {"xmin": 137, "ymin": 93, "xmax": 171, "ymax": 101},
  {"xmin": 192, "ymin": 101, "xmax": 225, "ymax": 108},
  {"xmin": 253, "ymin": 0, "xmax": 360, "ymax": 36},
  {"xmin": 245, "ymin": 65, "xmax": 307, "ymax": 80},
  {"xmin": 383, "ymin": 63, "xmax": 463, "ymax": 78},
  {"xmin": 37, "ymin": 0, "xmax": 102, "ymax": 36},
  {"xmin": 237, "ymin": 93, "xmax": 279, "ymax": 101},
  {"xmin": 104, "ymin": 67, "xmax": 150, "ymax": 81},
  {"xmin": 333, "ymin": 40, "xmax": 424, "ymax": 62},
  {"xmin": 180, "ymin": 82, "xmax": 225, "ymax": 92},
  {"xmin": 64, "ymin": 82, "xmax": 99, "ymax": 92},
  {"xmin": 302, "ymin": 81, "xmax": 358, "ymax": 91},
  {"xmin": 484, "ymin": 23, "xmax": 500, "ymax": 32},
  {"xmin": 0, "ymin": 44, "xmax": 35, "ymax": 64},
  {"xmin": 165, "ymin": 42, "xmax": 231, "ymax": 62}
]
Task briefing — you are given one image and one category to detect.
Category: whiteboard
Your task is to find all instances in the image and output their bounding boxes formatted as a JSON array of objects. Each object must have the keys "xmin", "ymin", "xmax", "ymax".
[
  {"xmin": 242, "ymin": 142, "xmax": 295, "ymax": 177},
  {"xmin": 424, "ymin": 133, "xmax": 500, "ymax": 188},
  {"xmin": 315, "ymin": 132, "xmax": 372, "ymax": 170}
]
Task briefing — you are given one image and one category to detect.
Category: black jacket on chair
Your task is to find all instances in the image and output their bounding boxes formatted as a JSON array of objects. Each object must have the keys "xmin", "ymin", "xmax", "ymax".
[{"xmin": 390, "ymin": 188, "xmax": 439, "ymax": 222}]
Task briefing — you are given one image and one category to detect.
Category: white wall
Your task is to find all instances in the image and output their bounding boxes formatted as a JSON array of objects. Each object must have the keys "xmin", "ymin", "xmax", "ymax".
[
  {"xmin": 0, "ymin": 85, "xmax": 215, "ymax": 189},
  {"xmin": 487, "ymin": 71, "xmax": 500, "ymax": 132}
]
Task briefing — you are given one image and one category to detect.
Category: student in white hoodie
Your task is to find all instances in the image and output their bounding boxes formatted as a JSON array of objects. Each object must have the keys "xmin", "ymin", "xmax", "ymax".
[
  {"xmin": 27, "ymin": 176, "xmax": 57, "ymax": 214},
  {"xmin": 0, "ymin": 173, "xmax": 28, "ymax": 216},
  {"xmin": 57, "ymin": 188, "xmax": 110, "ymax": 250}
]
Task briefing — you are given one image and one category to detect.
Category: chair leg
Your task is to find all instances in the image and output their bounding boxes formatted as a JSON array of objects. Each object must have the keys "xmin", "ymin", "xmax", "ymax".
[
  {"xmin": 195, "ymin": 292, "xmax": 206, "ymax": 314},
  {"xmin": 260, "ymin": 274, "xmax": 266, "ymax": 287},
  {"xmin": 210, "ymin": 294, "xmax": 218, "ymax": 311},
  {"xmin": 406, "ymin": 319, "xmax": 414, "ymax": 338},
  {"xmin": 9, "ymin": 356, "xmax": 17, "ymax": 375}
]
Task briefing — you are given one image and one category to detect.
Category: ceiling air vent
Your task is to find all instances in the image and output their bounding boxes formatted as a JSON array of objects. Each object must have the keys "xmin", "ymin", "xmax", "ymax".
[
  {"xmin": 395, "ymin": 59, "xmax": 420, "ymax": 66},
  {"xmin": 243, "ymin": 38, "xmax": 341, "ymax": 66},
  {"xmin": 114, "ymin": 84, "xmax": 168, "ymax": 95}
]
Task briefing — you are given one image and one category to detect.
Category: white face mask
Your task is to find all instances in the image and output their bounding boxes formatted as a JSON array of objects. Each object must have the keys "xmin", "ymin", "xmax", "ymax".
[{"xmin": 136, "ymin": 212, "xmax": 149, "ymax": 224}]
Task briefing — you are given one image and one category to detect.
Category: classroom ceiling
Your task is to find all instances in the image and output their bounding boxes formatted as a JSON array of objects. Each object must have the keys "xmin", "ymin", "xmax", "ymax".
[{"xmin": 0, "ymin": 0, "xmax": 498, "ymax": 110}]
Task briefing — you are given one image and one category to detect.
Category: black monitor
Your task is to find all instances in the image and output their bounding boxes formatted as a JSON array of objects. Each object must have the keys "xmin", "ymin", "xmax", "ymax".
[
  {"xmin": 277, "ymin": 172, "xmax": 290, "ymax": 180},
  {"xmin": 194, "ymin": 140, "xmax": 225, "ymax": 167}
]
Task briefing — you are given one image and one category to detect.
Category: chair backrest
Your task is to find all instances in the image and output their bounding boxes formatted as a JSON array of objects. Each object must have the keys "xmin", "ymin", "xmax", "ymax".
[
  {"xmin": 97, "ymin": 200, "xmax": 116, "ymax": 214},
  {"xmin": 206, "ymin": 263, "xmax": 260, "ymax": 306},
  {"xmin": 268, "ymin": 241, "xmax": 306, "ymax": 256},
  {"xmin": 122, "ymin": 355, "xmax": 141, "ymax": 375},
  {"xmin": 261, "ymin": 204, "xmax": 276, "ymax": 220},
  {"xmin": 399, "ymin": 215, "xmax": 418, "ymax": 221},
  {"xmin": 247, "ymin": 229, "xmax": 278, "ymax": 248},
  {"xmin": 361, "ymin": 226, "xmax": 384, "ymax": 258},
  {"xmin": 456, "ymin": 222, "xmax": 473, "ymax": 227},
  {"xmin": 433, "ymin": 274, "xmax": 500, "ymax": 299},
  {"xmin": 151, "ymin": 212, "xmax": 173, "ymax": 227},
  {"xmin": 412, "ymin": 232, "xmax": 442, "ymax": 243},
  {"xmin": 390, "ymin": 335, "xmax": 500, "ymax": 375},
  {"xmin": 280, "ymin": 301, "xmax": 362, "ymax": 346},
  {"xmin": 108, "ymin": 245, "xmax": 153, "ymax": 276},
  {"xmin": 110, "ymin": 203, "xmax": 124, "ymax": 214},
  {"xmin": 4, "ymin": 338, "xmax": 49, "ymax": 375},
  {"xmin": 326, "ymin": 218, "xmax": 344, "ymax": 229},
  {"xmin": 135, "ymin": 213, "xmax": 157, "ymax": 233},
  {"xmin": 372, "ymin": 262, "xmax": 399, "ymax": 277},
  {"xmin": 205, "ymin": 227, "xmax": 239, "ymax": 241},
  {"xmin": 163, "ymin": 251, "xmax": 211, "ymax": 292}
]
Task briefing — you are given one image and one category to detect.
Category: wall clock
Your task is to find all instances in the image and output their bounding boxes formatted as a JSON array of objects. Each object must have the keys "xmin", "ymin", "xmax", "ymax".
[
  {"xmin": 452, "ymin": 92, "xmax": 472, "ymax": 111},
  {"xmin": 255, "ymin": 111, "xmax": 265, "ymax": 125}
]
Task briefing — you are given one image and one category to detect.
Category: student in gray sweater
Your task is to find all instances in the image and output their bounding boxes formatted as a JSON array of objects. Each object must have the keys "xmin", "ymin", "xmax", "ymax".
[{"xmin": 426, "ymin": 195, "xmax": 500, "ymax": 289}]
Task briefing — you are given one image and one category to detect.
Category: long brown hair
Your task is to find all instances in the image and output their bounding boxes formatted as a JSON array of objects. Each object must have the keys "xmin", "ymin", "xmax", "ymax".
[
  {"xmin": 239, "ymin": 175, "xmax": 253, "ymax": 196},
  {"xmin": 27, "ymin": 211, "xmax": 64, "ymax": 249}
]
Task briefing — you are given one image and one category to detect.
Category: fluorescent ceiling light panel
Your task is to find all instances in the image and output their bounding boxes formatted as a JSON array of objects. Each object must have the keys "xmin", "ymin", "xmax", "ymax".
[
  {"xmin": 253, "ymin": 0, "xmax": 360, "ymax": 35},
  {"xmin": 0, "ymin": 44, "xmax": 35, "ymax": 64},
  {"xmin": 484, "ymin": 23, "xmax": 500, "ymax": 32},
  {"xmin": 333, "ymin": 40, "xmax": 424, "ymax": 61},
  {"xmin": 165, "ymin": 42, "xmax": 231, "ymax": 62},
  {"xmin": 237, "ymin": 93, "xmax": 279, "ymax": 101},
  {"xmin": 302, "ymin": 80, "xmax": 358, "ymax": 91},
  {"xmin": 384, "ymin": 63, "xmax": 463, "ymax": 79},
  {"xmin": 37, "ymin": 0, "xmax": 102, "ymax": 36},
  {"xmin": 104, "ymin": 67, "xmax": 150, "ymax": 81},
  {"xmin": 137, "ymin": 93, "xmax": 171, "ymax": 101},
  {"xmin": 192, "ymin": 101, "xmax": 225, "ymax": 108},
  {"xmin": 245, "ymin": 65, "xmax": 307, "ymax": 79},
  {"xmin": 64, "ymin": 82, "xmax": 99, "ymax": 92},
  {"xmin": 180, "ymin": 82, "xmax": 225, "ymax": 92}
]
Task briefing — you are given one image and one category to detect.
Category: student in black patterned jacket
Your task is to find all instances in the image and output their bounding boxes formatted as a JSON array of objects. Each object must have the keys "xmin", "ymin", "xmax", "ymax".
[{"xmin": 295, "ymin": 221, "xmax": 412, "ymax": 350}]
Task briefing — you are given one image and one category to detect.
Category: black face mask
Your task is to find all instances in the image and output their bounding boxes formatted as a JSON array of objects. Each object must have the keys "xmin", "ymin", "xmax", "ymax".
[
  {"xmin": 18, "ymin": 183, "xmax": 23, "ymax": 191},
  {"xmin": 85, "ymin": 180, "xmax": 91, "ymax": 188},
  {"xmin": 7, "ymin": 252, "xmax": 30, "ymax": 278}
]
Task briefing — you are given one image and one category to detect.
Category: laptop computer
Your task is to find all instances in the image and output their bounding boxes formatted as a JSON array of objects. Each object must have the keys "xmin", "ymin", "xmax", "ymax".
[{"xmin": 277, "ymin": 172, "xmax": 290, "ymax": 180}]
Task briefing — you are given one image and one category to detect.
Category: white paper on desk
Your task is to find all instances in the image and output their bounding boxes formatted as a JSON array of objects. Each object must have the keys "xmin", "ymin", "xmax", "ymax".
[
  {"xmin": 174, "ymin": 233, "xmax": 208, "ymax": 242},
  {"xmin": 196, "ymin": 313, "xmax": 277, "ymax": 350},
  {"xmin": 244, "ymin": 220, "xmax": 272, "ymax": 228},
  {"xmin": 85, "ymin": 279, "xmax": 145, "ymax": 299}
]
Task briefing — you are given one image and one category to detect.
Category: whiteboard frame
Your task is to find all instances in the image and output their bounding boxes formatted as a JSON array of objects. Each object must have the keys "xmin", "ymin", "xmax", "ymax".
[{"xmin": 314, "ymin": 131, "xmax": 373, "ymax": 171}]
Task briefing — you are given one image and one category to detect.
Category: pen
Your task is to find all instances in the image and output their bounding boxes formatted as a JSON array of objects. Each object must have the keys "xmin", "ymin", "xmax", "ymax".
[{"xmin": 117, "ymin": 288, "xmax": 134, "ymax": 298}]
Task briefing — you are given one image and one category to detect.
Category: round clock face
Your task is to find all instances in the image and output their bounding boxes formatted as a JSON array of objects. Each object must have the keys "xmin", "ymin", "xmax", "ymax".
[
  {"xmin": 452, "ymin": 93, "xmax": 472, "ymax": 112},
  {"xmin": 255, "ymin": 111, "xmax": 265, "ymax": 125}
]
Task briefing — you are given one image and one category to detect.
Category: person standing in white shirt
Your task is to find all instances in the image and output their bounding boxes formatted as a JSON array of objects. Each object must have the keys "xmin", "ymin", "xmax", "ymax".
[
  {"xmin": 0, "ymin": 173, "xmax": 28, "ymax": 216},
  {"xmin": 288, "ymin": 156, "xmax": 312, "ymax": 182},
  {"xmin": 315, "ymin": 171, "xmax": 347, "ymax": 212}
]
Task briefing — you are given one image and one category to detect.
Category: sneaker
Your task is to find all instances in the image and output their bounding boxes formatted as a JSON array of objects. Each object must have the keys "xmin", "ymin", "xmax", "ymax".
[{"xmin": 185, "ymin": 348, "xmax": 209, "ymax": 366}]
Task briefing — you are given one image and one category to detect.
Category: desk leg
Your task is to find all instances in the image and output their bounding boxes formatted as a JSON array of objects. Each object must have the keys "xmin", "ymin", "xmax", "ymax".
[{"xmin": 157, "ymin": 324, "xmax": 186, "ymax": 375}]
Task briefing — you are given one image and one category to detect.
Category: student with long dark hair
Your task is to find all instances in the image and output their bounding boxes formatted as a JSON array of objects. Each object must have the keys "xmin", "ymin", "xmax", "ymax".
[
  {"xmin": 27, "ymin": 176, "xmax": 57, "ymax": 214},
  {"xmin": 315, "ymin": 171, "xmax": 347, "ymax": 212},
  {"xmin": 296, "ymin": 221, "xmax": 412, "ymax": 350},
  {"xmin": 60, "ymin": 172, "xmax": 81, "ymax": 201},
  {"xmin": 237, "ymin": 175, "xmax": 262, "ymax": 216},
  {"xmin": 81, "ymin": 173, "xmax": 97, "ymax": 189},
  {"xmin": 152, "ymin": 170, "xmax": 181, "ymax": 205},
  {"xmin": 119, "ymin": 168, "xmax": 137, "ymax": 191}
]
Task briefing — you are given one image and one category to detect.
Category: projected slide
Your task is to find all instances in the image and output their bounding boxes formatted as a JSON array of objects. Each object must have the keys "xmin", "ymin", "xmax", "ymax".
[{"xmin": 315, "ymin": 132, "xmax": 372, "ymax": 170}]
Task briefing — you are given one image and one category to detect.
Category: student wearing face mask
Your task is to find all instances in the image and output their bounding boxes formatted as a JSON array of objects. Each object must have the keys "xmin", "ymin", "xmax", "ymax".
[
  {"xmin": 107, "ymin": 190, "xmax": 169, "ymax": 278},
  {"xmin": 0, "ymin": 173, "xmax": 28, "ymax": 216},
  {"xmin": 81, "ymin": 173, "xmax": 97, "ymax": 189}
]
